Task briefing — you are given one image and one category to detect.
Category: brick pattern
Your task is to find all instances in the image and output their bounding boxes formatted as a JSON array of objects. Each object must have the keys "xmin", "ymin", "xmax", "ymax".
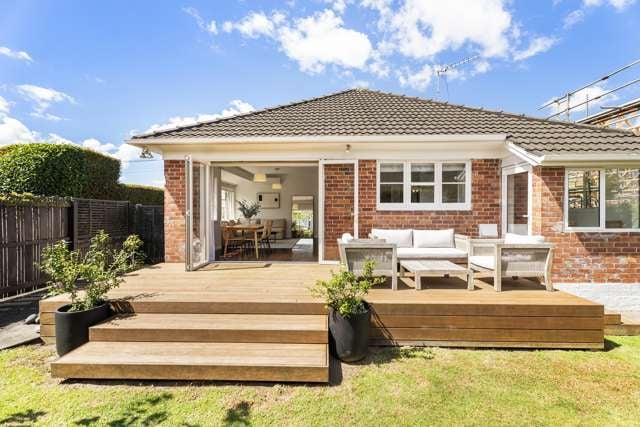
[
  {"xmin": 532, "ymin": 166, "xmax": 640, "ymax": 283},
  {"xmin": 357, "ymin": 159, "xmax": 502, "ymax": 237},
  {"xmin": 323, "ymin": 164, "xmax": 355, "ymax": 261},
  {"xmin": 164, "ymin": 160, "xmax": 186, "ymax": 263}
]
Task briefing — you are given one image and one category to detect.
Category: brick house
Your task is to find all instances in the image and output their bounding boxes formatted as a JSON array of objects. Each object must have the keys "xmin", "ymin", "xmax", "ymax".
[{"xmin": 129, "ymin": 89, "xmax": 640, "ymax": 283}]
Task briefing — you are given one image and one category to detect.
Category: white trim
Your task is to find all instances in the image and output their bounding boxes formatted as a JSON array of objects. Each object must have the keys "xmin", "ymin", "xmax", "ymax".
[
  {"xmin": 507, "ymin": 143, "xmax": 543, "ymax": 166},
  {"xmin": 501, "ymin": 165, "xmax": 533, "ymax": 236},
  {"xmin": 564, "ymin": 167, "xmax": 640, "ymax": 233},
  {"xmin": 376, "ymin": 160, "xmax": 472, "ymax": 211},
  {"xmin": 127, "ymin": 134, "xmax": 508, "ymax": 146}
]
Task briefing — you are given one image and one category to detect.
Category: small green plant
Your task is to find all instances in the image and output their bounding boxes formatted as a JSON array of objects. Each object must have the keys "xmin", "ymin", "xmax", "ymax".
[
  {"xmin": 311, "ymin": 260, "xmax": 385, "ymax": 317},
  {"xmin": 40, "ymin": 230, "xmax": 143, "ymax": 311},
  {"xmin": 237, "ymin": 200, "xmax": 261, "ymax": 219}
]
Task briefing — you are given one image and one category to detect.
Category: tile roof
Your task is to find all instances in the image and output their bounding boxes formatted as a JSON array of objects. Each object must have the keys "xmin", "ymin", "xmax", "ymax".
[{"xmin": 131, "ymin": 88, "xmax": 640, "ymax": 156}]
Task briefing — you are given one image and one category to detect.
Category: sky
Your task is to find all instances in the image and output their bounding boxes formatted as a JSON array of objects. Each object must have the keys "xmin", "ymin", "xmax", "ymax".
[{"xmin": 1, "ymin": 0, "xmax": 639, "ymax": 187}]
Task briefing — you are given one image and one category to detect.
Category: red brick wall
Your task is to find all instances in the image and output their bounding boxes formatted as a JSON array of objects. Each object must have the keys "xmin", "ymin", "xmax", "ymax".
[
  {"xmin": 164, "ymin": 160, "xmax": 186, "ymax": 263},
  {"xmin": 532, "ymin": 166, "xmax": 640, "ymax": 283},
  {"xmin": 357, "ymin": 159, "xmax": 502, "ymax": 237},
  {"xmin": 323, "ymin": 164, "xmax": 355, "ymax": 261}
]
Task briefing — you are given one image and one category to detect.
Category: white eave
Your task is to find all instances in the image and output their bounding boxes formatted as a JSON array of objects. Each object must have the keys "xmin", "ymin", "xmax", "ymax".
[
  {"xmin": 508, "ymin": 142, "xmax": 640, "ymax": 166},
  {"xmin": 126, "ymin": 134, "xmax": 508, "ymax": 147}
]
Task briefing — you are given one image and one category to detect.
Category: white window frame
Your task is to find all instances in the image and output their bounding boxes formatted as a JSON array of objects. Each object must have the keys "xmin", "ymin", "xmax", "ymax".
[
  {"xmin": 564, "ymin": 167, "xmax": 640, "ymax": 233},
  {"xmin": 220, "ymin": 184, "xmax": 236, "ymax": 221},
  {"xmin": 376, "ymin": 160, "xmax": 472, "ymax": 211}
]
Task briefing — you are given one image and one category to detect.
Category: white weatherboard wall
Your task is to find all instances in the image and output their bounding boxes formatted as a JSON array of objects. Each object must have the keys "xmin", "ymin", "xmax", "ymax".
[{"xmin": 232, "ymin": 167, "xmax": 318, "ymax": 238}]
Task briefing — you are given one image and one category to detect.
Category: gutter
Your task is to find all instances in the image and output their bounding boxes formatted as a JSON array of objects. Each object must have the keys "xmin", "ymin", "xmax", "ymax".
[{"xmin": 126, "ymin": 134, "xmax": 508, "ymax": 147}]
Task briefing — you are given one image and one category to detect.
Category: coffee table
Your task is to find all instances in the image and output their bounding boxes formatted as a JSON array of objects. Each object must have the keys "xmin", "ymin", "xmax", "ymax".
[{"xmin": 399, "ymin": 260, "xmax": 474, "ymax": 291}]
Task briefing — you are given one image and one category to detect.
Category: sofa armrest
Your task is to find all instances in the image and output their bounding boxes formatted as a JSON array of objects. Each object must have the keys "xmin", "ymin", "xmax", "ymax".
[
  {"xmin": 454, "ymin": 234, "xmax": 469, "ymax": 252},
  {"xmin": 467, "ymin": 238, "xmax": 503, "ymax": 256}
]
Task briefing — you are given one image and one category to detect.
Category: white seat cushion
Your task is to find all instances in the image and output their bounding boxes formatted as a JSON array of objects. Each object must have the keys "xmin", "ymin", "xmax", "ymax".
[
  {"xmin": 504, "ymin": 233, "xmax": 545, "ymax": 244},
  {"xmin": 397, "ymin": 247, "xmax": 467, "ymax": 259},
  {"xmin": 413, "ymin": 229, "xmax": 454, "ymax": 248},
  {"xmin": 341, "ymin": 233, "xmax": 354, "ymax": 244},
  {"xmin": 469, "ymin": 255, "xmax": 495, "ymax": 270},
  {"xmin": 371, "ymin": 229, "xmax": 413, "ymax": 248}
]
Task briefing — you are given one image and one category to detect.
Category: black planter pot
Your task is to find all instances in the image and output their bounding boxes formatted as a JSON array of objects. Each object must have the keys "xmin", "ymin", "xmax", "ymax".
[
  {"xmin": 55, "ymin": 303, "xmax": 110, "ymax": 356},
  {"xmin": 328, "ymin": 302, "xmax": 371, "ymax": 363}
]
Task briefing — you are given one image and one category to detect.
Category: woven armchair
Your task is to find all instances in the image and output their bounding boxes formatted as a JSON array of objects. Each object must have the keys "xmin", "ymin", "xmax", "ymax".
[
  {"xmin": 468, "ymin": 237, "xmax": 555, "ymax": 292},
  {"xmin": 337, "ymin": 239, "xmax": 398, "ymax": 290}
]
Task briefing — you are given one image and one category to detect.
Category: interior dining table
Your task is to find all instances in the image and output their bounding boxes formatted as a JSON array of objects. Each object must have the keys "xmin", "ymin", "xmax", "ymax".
[{"xmin": 227, "ymin": 223, "xmax": 264, "ymax": 259}]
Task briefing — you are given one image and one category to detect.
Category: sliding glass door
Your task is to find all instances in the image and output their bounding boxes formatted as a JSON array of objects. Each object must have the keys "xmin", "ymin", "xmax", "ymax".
[{"xmin": 185, "ymin": 156, "xmax": 208, "ymax": 270}]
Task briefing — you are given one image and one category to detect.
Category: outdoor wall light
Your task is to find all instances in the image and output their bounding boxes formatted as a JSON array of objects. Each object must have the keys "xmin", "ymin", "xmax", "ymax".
[
  {"xmin": 139, "ymin": 146, "xmax": 153, "ymax": 159},
  {"xmin": 345, "ymin": 144, "xmax": 352, "ymax": 153}
]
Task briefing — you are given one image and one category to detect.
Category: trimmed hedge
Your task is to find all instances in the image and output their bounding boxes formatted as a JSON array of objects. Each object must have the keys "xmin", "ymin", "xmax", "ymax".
[
  {"xmin": 0, "ymin": 144, "xmax": 120, "ymax": 199},
  {"xmin": 117, "ymin": 184, "xmax": 164, "ymax": 205},
  {"xmin": 0, "ymin": 192, "xmax": 71, "ymax": 207},
  {"xmin": 0, "ymin": 143, "xmax": 164, "ymax": 205}
]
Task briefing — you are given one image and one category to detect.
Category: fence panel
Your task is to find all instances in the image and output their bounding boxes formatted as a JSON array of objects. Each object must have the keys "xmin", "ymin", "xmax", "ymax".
[
  {"xmin": 72, "ymin": 199, "xmax": 131, "ymax": 254},
  {"xmin": 133, "ymin": 205, "xmax": 164, "ymax": 263},
  {"xmin": 0, "ymin": 205, "xmax": 70, "ymax": 298}
]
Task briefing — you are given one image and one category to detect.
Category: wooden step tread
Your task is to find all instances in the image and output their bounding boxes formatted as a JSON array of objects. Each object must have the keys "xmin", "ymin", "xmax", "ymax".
[
  {"xmin": 89, "ymin": 314, "xmax": 328, "ymax": 343},
  {"xmin": 51, "ymin": 341, "xmax": 329, "ymax": 382}
]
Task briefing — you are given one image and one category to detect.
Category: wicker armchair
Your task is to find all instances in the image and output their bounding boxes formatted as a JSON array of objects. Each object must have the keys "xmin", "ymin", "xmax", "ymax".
[
  {"xmin": 337, "ymin": 238, "xmax": 398, "ymax": 290},
  {"xmin": 468, "ymin": 236, "xmax": 555, "ymax": 292}
]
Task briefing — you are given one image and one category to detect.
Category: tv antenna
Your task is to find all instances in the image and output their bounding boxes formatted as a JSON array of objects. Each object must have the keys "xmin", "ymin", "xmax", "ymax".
[
  {"xmin": 540, "ymin": 58, "xmax": 640, "ymax": 121},
  {"xmin": 435, "ymin": 55, "xmax": 479, "ymax": 101}
]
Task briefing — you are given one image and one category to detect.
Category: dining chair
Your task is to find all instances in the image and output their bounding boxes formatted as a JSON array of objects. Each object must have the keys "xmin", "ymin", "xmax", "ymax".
[
  {"xmin": 259, "ymin": 220, "xmax": 273, "ymax": 252},
  {"xmin": 222, "ymin": 225, "xmax": 246, "ymax": 257}
]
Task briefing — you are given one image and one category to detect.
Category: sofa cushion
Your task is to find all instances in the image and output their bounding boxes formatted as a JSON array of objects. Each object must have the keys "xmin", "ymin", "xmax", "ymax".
[
  {"xmin": 397, "ymin": 247, "xmax": 467, "ymax": 259},
  {"xmin": 341, "ymin": 233, "xmax": 354, "ymax": 244},
  {"xmin": 413, "ymin": 229, "xmax": 454, "ymax": 248},
  {"xmin": 469, "ymin": 255, "xmax": 495, "ymax": 270},
  {"xmin": 371, "ymin": 229, "xmax": 413, "ymax": 248},
  {"xmin": 504, "ymin": 233, "xmax": 544, "ymax": 244}
]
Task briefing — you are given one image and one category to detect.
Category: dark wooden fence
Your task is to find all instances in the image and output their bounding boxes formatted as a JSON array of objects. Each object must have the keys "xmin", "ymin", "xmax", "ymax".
[{"xmin": 0, "ymin": 199, "xmax": 164, "ymax": 298}]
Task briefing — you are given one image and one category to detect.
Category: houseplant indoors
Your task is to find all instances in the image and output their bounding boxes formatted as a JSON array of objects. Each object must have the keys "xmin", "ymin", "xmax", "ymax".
[
  {"xmin": 237, "ymin": 199, "xmax": 261, "ymax": 223},
  {"xmin": 40, "ymin": 230, "xmax": 143, "ymax": 356},
  {"xmin": 312, "ymin": 260, "xmax": 385, "ymax": 362}
]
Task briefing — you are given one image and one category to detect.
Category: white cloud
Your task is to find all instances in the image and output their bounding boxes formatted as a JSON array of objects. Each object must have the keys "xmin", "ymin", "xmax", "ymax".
[
  {"xmin": 16, "ymin": 84, "xmax": 75, "ymax": 121},
  {"xmin": 584, "ymin": 0, "xmax": 636, "ymax": 10},
  {"xmin": 326, "ymin": 0, "xmax": 350, "ymax": 14},
  {"xmin": 0, "ymin": 96, "xmax": 10, "ymax": 114},
  {"xmin": 183, "ymin": 7, "xmax": 218, "ymax": 34},
  {"xmin": 234, "ymin": 12, "xmax": 277, "ymax": 38},
  {"xmin": 563, "ymin": 9, "xmax": 585, "ymax": 29},
  {"xmin": 144, "ymin": 99, "xmax": 255, "ymax": 133},
  {"xmin": 278, "ymin": 10, "xmax": 373, "ymax": 73},
  {"xmin": 397, "ymin": 64, "xmax": 434, "ymax": 91},
  {"xmin": 47, "ymin": 133, "xmax": 73, "ymax": 145},
  {"xmin": 544, "ymin": 84, "xmax": 618, "ymax": 117},
  {"xmin": 388, "ymin": 0, "xmax": 513, "ymax": 59},
  {"xmin": 0, "ymin": 46, "xmax": 33, "ymax": 62},
  {"xmin": 512, "ymin": 36, "xmax": 558, "ymax": 61},
  {"xmin": 82, "ymin": 138, "xmax": 116, "ymax": 152},
  {"xmin": 0, "ymin": 116, "xmax": 37, "ymax": 145}
]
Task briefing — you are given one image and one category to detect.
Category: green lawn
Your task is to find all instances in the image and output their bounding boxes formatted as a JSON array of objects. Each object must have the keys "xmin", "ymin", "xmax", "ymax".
[{"xmin": 1, "ymin": 338, "xmax": 640, "ymax": 426}]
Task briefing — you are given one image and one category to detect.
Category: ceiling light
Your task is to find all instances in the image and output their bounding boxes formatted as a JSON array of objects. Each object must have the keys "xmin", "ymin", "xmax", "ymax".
[
  {"xmin": 272, "ymin": 182, "xmax": 282, "ymax": 190},
  {"xmin": 253, "ymin": 173, "xmax": 266, "ymax": 182}
]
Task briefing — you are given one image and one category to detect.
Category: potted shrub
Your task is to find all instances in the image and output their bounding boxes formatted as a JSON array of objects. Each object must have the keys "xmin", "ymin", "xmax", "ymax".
[
  {"xmin": 40, "ymin": 231, "xmax": 143, "ymax": 356},
  {"xmin": 237, "ymin": 200, "xmax": 261, "ymax": 224},
  {"xmin": 311, "ymin": 260, "xmax": 384, "ymax": 362}
]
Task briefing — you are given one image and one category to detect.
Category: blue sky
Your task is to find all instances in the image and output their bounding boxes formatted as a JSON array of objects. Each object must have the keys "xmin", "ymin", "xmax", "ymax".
[{"xmin": 1, "ymin": 0, "xmax": 639, "ymax": 186}]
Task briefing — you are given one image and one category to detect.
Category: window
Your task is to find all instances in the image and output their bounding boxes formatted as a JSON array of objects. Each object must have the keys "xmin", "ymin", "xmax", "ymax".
[
  {"xmin": 221, "ymin": 187, "xmax": 235, "ymax": 221},
  {"xmin": 566, "ymin": 168, "xmax": 640, "ymax": 230},
  {"xmin": 377, "ymin": 161, "xmax": 471, "ymax": 210}
]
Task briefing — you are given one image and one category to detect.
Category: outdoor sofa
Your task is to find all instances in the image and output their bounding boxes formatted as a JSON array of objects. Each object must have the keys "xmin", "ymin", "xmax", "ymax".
[{"xmin": 468, "ymin": 233, "xmax": 555, "ymax": 292}]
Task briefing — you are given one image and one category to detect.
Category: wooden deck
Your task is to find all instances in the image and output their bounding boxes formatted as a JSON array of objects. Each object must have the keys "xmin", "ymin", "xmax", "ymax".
[{"xmin": 41, "ymin": 263, "xmax": 605, "ymax": 383}]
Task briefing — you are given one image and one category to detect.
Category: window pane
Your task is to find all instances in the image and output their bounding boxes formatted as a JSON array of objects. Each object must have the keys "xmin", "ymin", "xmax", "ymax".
[
  {"xmin": 442, "ymin": 163, "xmax": 466, "ymax": 182},
  {"xmin": 411, "ymin": 185, "xmax": 434, "ymax": 203},
  {"xmin": 443, "ymin": 184, "xmax": 465, "ymax": 203},
  {"xmin": 411, "ymin": 163, "xmax": 434, "ymax": 182},
  {"xmin": 380, "ymin": 163, "xmax": 403, "ymax": 182},
  {"xmin": 380, "ymin": 184, "xmax": 403, "ymax": 203},
  {"xmin": 568, "ymin": 170, "xmax": 600, "ymax": 227},
  {"xmin": 605, "ymin": 168, "xmax": 640, "ymax": 229}
]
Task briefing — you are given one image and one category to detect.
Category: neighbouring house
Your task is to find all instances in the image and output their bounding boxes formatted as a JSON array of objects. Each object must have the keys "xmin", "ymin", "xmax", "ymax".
[
  {"xmin": 578, "ymin": 97, "xmax": 640, "ymax": 135},
  {"xmin": 128, "ymin": 88, "xmax": 640, "ymax": 283}
]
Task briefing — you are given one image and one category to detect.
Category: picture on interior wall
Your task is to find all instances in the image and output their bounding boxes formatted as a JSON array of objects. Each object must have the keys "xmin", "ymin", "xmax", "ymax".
[{"xmin": 258, "ymin": 192, "xmax": 280, "ymax": 209}]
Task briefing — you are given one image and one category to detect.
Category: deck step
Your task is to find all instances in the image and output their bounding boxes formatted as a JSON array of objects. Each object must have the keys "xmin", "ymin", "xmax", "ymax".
[
  {"xmin": 51, "ymin": 341, "xmax": 329, "ymax": 382},
  {"xmin": 89, "ymin": 314, "xmax": 328, "ymax": 344}
]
